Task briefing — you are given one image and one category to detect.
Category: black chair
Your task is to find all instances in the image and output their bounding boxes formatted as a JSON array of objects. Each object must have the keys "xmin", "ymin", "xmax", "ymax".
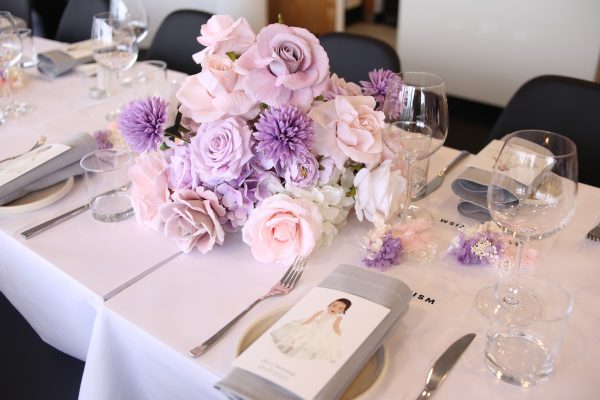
[
  {"xmin": 54, "ymin": 0, "xmax": 108, "ymax": 43},
  {"xmin": 145, "ymin": 9, "xmax": 212, "ymax": 76},
  {"xmin": 487, "ymin": 75, "xmax": 600, "ymax": 187},
  {"xmin": 318, "ymin": 32, "xmax": 400, "ymax": 84}
]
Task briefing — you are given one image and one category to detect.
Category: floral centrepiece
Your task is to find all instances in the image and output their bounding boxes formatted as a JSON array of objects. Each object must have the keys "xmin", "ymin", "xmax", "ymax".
[{"xmin": 118, "ymin": 14, "xmax": 421, "ymax": 265}]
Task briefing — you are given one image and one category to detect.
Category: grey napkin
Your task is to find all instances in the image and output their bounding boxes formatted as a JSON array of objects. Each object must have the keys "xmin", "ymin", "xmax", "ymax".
[
  {"xmin": 451, "ymin": 167, "xmax": 520, "ymax": 221},
  {"xmin": 215, "ymin": 264, "xmax": 412, "ymax": 400},
  {"xmin": 0, "ymin": 132, "xmax": 96, "ymax": 205},
  {"xmin": 36, "ymin": 50, "xmax": 78, "ymax": 78}
]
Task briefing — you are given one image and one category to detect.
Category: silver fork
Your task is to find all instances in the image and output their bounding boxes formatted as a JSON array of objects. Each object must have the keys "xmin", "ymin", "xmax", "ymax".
[
  {"xmin": 189, "ymin": 256, "xmax": 307, "ymax": 357},
  {"xmin": 586, "ymin": 223, "xmax": 600, "ymax": 242},
  {"xmin": 0, "ymin": 135, "xmax": 47, "ymax": 164}
]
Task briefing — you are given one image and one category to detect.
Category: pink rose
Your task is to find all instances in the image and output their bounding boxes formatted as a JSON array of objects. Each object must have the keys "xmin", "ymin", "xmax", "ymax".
[
  {"xmin": 242, "ymin": 194, "xmax": 323, "ymax": 264},
  {"xmin": 310, "ymin": 95, "xmax": 385, "ymax": 168},
  {"xmin": 176, "ymin": 54, "xmax": 259, "ymax": 123},
  {"xmin": 235, "ymin": 23, "xmax": 329, "ymax": 111},
  {"xmin": 322, "ymin": 73, "xmax": 362, "ymax": 100},
  {"xmin": 159, "ymin": 187, "xmax": 226, "ymax": 253},
  {"xmin": 190, "ymin": 116, "xmax": 254, "ymax": 185},
  {"xmin": 192, "ymin": 15, "xmax": 255, "ymax": 64},
  {"xmin": 129, "ymin": 152, "xmax": 170, "ymax": 231}
]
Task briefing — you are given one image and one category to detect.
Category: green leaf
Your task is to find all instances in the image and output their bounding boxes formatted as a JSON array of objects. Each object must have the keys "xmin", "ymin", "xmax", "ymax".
[
  {"xmin": 314, "ymin": 95, "xmax": 325, "ymax": 102},
  {"xmin": 226, "ymin": 51, "xmax": 239, "ymax": 61},
  {"xmin": 277, "ymin": 13, "xmax": 284, "ymax": 24}
]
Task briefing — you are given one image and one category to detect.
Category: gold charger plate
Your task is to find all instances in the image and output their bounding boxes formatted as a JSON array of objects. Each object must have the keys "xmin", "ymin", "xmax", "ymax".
[
  {"xmin": 0, "ymin": 177, "xmax": 74, "ymax": 216},
  {"xmin": 235, "ymin": 307, "xmax": 388, "ymax": 400}
]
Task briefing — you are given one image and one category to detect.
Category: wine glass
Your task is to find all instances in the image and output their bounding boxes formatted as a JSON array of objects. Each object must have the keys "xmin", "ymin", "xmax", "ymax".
[
  {"xmin": 110, "ymin": 0, "xmax": 149, "ymax": 44},
  {"xmin": 476, "ymin": 130, "xmax": 578, "ymax": 317},
  {"xmin": 91, "ymin": 12, "xmax": 138, "ymax": 119},
  {"xmin": 0, "ymin": 11, "xmax": 22, "ymax": 125},
  {"xmin": 382, "ymin": 72, "xmax": 449, "ymax": 221}
]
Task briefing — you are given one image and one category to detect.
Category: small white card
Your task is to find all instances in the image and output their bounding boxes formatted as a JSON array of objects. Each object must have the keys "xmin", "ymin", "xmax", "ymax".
[
  {"xmin": 0, "ymin": 144, "xmax": 70, "ymax": 187},
  {"xmin": 233, "ymin": 287, "xmax": 390, "ymax": 400}
]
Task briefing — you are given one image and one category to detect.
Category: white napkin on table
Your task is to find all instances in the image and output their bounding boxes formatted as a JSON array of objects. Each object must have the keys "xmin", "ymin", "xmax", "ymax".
[
  {"xmin": 214, "ymin": 264, "xmax": 412, "ymax": 400},
  {"xmin": 0, "ymin": 132, "xmax": 96, "ymax": 205}
]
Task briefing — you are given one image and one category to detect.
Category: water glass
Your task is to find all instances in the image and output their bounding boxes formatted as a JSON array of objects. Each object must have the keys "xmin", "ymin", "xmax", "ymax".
[
  {"xmin": 485, "ymin": 274, "xmax": 573, "ymax": 386},
  {"xmin": 80, "ymin": 149, "xmax": 134, "ymax": 222},
  {"xmin": 17, "ymin": 28, "xmax": 36, "ymax": 68}
]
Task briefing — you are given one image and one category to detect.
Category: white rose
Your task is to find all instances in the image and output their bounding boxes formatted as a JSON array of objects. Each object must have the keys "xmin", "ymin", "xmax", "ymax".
[{"xmin": 354, "ymin": 160, "xmax": 407, "ymax": 223}]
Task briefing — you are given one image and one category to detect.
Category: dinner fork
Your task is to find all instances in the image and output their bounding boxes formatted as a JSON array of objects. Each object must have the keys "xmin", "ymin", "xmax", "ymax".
[
  {"xmin": 189, "ymin": 256, "xmax": 307, "ymax": 357},
  {"xmin": 586, "ymin": 222, "xmax": 600, "ymax": 242}
]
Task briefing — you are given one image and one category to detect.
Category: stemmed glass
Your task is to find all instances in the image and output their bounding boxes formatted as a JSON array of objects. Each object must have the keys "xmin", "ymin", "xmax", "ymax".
[
  {"xmin": 110, "ymin": 0, "xmax": 149, "ymax": 44},
  {"xmin": 91, "ymin": 12, "xmax": 138, "ymax": 120},
  {"xmin": 382, "ymin": 72, "xmax": 449, "ymax": 221},
  {"xmin": 0, "ymin": 11, "xmax": 22, "ymax": 125},
  {"xmin": 476, "ymin": 130, "xmax": 578, "ymax": 317}
]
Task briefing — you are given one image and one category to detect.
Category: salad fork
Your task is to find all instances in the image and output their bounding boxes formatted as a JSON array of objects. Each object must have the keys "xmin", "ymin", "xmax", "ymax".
[
  {"xmin": 586, "ymin": 222, "xmax": 600, "ymax": 242},
  {"xmin": 189, "ymin": 256, "xmax": 307, "ymax": 357},
  {"xmin": 0, "ymin": 135, "xmax": 47, "ymax": 164}
]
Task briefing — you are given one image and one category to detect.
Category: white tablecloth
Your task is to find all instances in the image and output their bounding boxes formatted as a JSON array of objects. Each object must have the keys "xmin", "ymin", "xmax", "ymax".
[
  {"xmin": 78, "ymin": 146, "xmax": 600, "ymax": 399},
  {"xmin": 0, "ymin": 38, "xmax": 185, "ymax": 360}
]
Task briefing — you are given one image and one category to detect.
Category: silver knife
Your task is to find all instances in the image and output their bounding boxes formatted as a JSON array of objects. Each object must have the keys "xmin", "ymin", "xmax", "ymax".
[
  {"xmin": 20, "ymin": 203, "xmax": 89, "ymax": 239},
  {"xmin": 416, "ymin": 333, "xmax": 476, "ymax": 400},
  {"xmin": 413, "ymin": 150, "xmax": 470, "ymax": 201}
]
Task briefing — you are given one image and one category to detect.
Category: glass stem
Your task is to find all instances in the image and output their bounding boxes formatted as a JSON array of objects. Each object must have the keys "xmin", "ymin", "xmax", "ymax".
[
  {"xmin": 504, "ymin": 240, "xmax": 524, "ymax": 306},
  {"xmin": 0, "ymin": 67, "xmax": 15, "ymax": 111},
  {"xmin": 404, "ymin": 160, "xmax": 414, "ymax": 214}
]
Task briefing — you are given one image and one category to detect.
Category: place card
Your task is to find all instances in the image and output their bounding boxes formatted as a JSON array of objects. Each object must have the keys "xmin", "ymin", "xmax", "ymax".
[
  {"xmin": 0, "ymin": 144, "xmax": 70, "ymax": 187},
  {"xmin": 233, "ymin": 286, "xmax": 390, "ymax": 400}
]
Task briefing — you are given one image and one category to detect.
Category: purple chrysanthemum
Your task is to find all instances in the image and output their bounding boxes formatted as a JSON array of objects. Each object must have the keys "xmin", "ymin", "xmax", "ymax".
[
  {"xmin": 253, "ymin": 105, "xmax": 314, "ymax": 169},
  {"xmin": 118, "ymin": 96, "xmax": 168, "ymax": 153},
  {"xmin": 363, "ymin": 234, "xmax": 404, "ymax": 270},
  {"xmin": 93, "ymin": 129, "xmax": 113, "ymax": 150},
  {"xmin": 360, "ymin": 68, "xmax": 400, "ymax": 104}
]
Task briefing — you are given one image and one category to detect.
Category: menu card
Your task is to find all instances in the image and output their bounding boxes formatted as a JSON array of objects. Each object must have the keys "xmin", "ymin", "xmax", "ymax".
[{"xmin": 233, "ymin": 287, "xmax": 390, "ymax": 400}]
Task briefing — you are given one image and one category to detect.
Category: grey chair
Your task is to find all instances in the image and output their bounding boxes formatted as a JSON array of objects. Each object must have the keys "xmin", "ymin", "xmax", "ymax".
[
  {"xmin": 318, "ymin": 32, "xmax": 400, "ymax": 84},
  {"xmin": 55, "ymin": 0, "xmax": 108, "ymax": 43},
  {"xmin": 487, "ymin": 75, "xmax": 600, "ymax": 187},
  {"xmin": 145, "ymin": 9, "xmax": 212, "ymax": 75}
]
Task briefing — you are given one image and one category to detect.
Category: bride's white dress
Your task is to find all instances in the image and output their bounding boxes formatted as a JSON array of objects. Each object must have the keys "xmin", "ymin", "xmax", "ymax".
[{"xmin": 270, "ymin": 311, "xmax": 341, "ymax": 362}]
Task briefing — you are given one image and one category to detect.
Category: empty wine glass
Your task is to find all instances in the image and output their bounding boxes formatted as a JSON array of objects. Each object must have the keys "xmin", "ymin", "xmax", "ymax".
[
  {"xmin": 382, "ymin": 72, "xmax": 449, "ymax": 221},
  {"xmin": 476, "ymin": 130, "xmax": 578, "ymax": 318},
  {"xmin": 110, "ymin": 0, "xmax": 149, "ymax": 44},
  {"xmin": 91, "ymin": 12, "xmax": 138, "ymax": 119},
  {"xmin": 0, "ymin": 11, "xmax": 22, "ymax": 124}
]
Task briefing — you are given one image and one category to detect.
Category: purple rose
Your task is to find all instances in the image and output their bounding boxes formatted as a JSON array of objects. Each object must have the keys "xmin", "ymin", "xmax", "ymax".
[
  {"xmin": 166, "ymin": 145, "xmax": 193, "ymax": 190},
  {"xmin": 190, "ymin": 116, "xmax": 254, "ymax": 185},
  {"xmin": 235, "ymin": 23, "xmax": 330, "ymax": 111},
  {"xmin": 283, "ymin": 151, "xmax": 319, "ymax": 188},
  {"xmin": 159, "ymin": 187, "xmax": 226, "ymax": 254}
]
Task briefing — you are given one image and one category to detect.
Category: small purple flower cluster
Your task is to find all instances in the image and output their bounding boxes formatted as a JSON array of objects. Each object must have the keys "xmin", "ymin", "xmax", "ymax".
[
  {"xmin": 363, "ymin": 233, "xmax": 404, "ymax": 271},
  {"xmin": 448, "ymin": 228, "xmax": 506, "ymax": 266}
]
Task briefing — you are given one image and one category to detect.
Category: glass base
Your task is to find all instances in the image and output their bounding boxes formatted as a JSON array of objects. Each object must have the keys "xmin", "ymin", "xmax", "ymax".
[
  {"xmin": 4, "ymin": 101, "xmax": 34, "ymax": 118},
  {"xmin": 397, "ymin": 204, "xmax": 433, "ymax": 223},
  {"xmin": 476, "ymin": 283, "xmax": 542, "ymax": 319}
]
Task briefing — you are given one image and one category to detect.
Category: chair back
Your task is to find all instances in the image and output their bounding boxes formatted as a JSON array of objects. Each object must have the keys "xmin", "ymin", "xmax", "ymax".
[
  {"xmin": 145, "ymin": 9, "xmax": 212, "ymax": 76},
  {"xmin": 488, "ymin": 75, "xmax": 600, "ymax": 187},
  {"xmin": 55, "ymin": 0, "xmax": 108, "ymax": 43},
  {"xmin": 318, "ymin": 32, "xmax": 400, "ymax": 84},
  {"xmin": 1, "ymin": 0, "xmax": 32, "ymax": 27}
]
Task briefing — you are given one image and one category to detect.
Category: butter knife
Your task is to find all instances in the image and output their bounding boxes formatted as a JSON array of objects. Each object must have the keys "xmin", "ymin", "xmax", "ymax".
[
  {"xmin": 20, "ymin": 203, "xmax": 89, "ymax": 239},
  {"xmin": 416, "ymin": 333, "xmax": 476, "ymax": 400},
  {"xmin": 413, "ymin": 150, "xmax": 469, "ymax": 201}
]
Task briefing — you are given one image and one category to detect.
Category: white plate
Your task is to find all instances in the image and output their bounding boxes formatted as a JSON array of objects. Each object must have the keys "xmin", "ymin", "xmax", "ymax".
[
  {"xmin": 0, "ymin": 177, "xmax": 75, "ymax": 215},
  {"xmin": 235, "ymin": 307, "xmax": 388, "ymax": 400}
]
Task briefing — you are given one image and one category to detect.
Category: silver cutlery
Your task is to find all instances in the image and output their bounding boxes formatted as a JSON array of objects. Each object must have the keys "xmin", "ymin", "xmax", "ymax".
[
  {"xmin": 413, "ymin": 150, "xmax": 469, "ymax": 201},
  {"xmin": 416, "ymin": 333, "xmax": 476, "ymax": 400},
  {"xmin": 0, "ymin": 136, "xmax": 47, "ymax": 164},
  {"xmin": 189, "ymin": 256, "xmax": 307, "ymax": 358},
  {"xmin": 20, "ymin": 202, "xmax": 89, "ymax": 239},
  {"xmin": 586, "ymin": 222, "xmax": 600, "ymax": 242}
]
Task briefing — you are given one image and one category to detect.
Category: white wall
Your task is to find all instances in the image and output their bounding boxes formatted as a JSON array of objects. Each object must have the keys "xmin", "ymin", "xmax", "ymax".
[
  {"xmin": 141, "ymin": 0, "xmax": 268, "ymax": 48},
  {"xmin": 397, "ymin": 0, "xmax": 600, "ymax": 107}
]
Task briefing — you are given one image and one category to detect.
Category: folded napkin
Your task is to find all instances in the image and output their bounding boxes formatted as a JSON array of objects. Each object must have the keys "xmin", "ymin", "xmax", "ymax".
[
  {"xmin": 0, "ymin": 132, "xmax": 96, "ymax": 205},
  {"xmin": 451, "ymin": 138, "xmax": 556, "ymax": 221},
  {"xmin": 215, "ymin": 264, "xmax": 412, "ymax": 400},
  {"xmin": 37, "ymin": 41, "xmax": 94, "ymax": 78}
]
